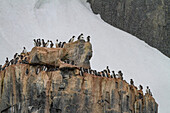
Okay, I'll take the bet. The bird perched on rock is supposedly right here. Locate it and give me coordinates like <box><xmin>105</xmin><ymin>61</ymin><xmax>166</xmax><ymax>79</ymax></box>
<box><xmin>112</xmin><ymin>71</ymin><xmax>116</xmax><ymax>79</ymax></box>
<box><xmin>45</xmin><ymin>40</ymin><xmax>50</xmax><ymax>47</ymax></box>
<box><xmin>14</xmin><ymin>57</ymin><xmax>19</xmax><ymax>64</ymax></box>
<box><xmin>80</xmin><ymin>67</ymin><xmax>84</xmax><ymax>73</ymax></box>
<box><xmin>69</xmin><ymin>36</ymin><xmax>75</xmax><ymax>43</ymax></box>
<box><xmin>130</xmin><ymin>79</ymin><xmax>134</xmax><ymax>85</ymax></box>
<box><xmin>61</xmin><ymin>42</ymin><xmax>66</xmax><ymax>48</ymax></box>
<box><xmin>42</xmin><ymin>39</ymin><xmax>46</xmax><ymax>47</ymax></box>
<box><xmin>146</xmin><ymin>86</ymin><xmax>150</xmax><ymax>94</ymax></box>
<box><xmin>87</xmin><ymin>36</ymin><xmax>90</xmax><ymax>42</ymax></box>
<box><xmin>10</xmin><ymin>59</ymin><xmax>14</xmax><ymax>65</ymax></box>
<box><xmin>78</xmin><ymin>33</ymin><xmax>83</xmax><ymax>40</ymax></box>
<box><xmin>36</xmin><ymin>67</ymin><xmax>40</xmax><ymax>75</ymax></box>
<box><xmin>58</xmin><ymin>42</ymin><xmax>62</xmax><ymax>48</ymax></box>
<box><xmin>22</xmin><ymin>47</ymin><xmax>27</xmax><ymax>54</ymax></box>
<box><xmin>33</xmin><ymin>39</ymin><xmax>38</xmax><ymax>46</ymax></box>
<box><xmin>14</xmin><ymin>53</ymin><xmax>18</xmax><ymax>59</ymax></box>
<box><xmin>94</xmin><ymin>70</ymin><xmax>98</xmax><ymax>76</ymax></box>
<box><xmin>90</xmin><ymin>70</ymin><xmax>94</xmax><ymax>75</ymax></box>
<box><xmin>98</xmin><ymin>72</ymin><xmax>101</xmax><ymax>77</ymax></box>
<box><xmin>139</xmin><ymin>85</ymin><xmax>143</xmax><ymax>90</ymax></box>
<box><xmin>55</xmin><ymin>39</ymin><xmax>58</xmax><ymax>48</ymax></box>
<box><xmin>118</xmin><ymin>71</ymin><xmax>123</xmax><ymax>80</ymax></box>
<box><xmin>37</xmin><ymin>39</ymin><xmax>41</xmax><ymax>46</ymax></box>
<box><xmin>5</xmin><ymin>57</ymin><xmax>9</xmax><ymax>64</ymax></box>
<box><xmin>50</xmin><ymin>41</ymin><xmax>54</xmax><ymax>48</ymax></box>
<box><xmin>80</xmin><ymin>70</ymin><xmax>83</xmax><ymax>76</ymax></box>
<box><xmin>106</xmin><ymin>66</ymin><xmax>110</xmax><ymax>74</ymax></box>
<box><xmin>103</xmin><ymin>70</ymin><xmax>108</xmax><ymax>77</ymax></box>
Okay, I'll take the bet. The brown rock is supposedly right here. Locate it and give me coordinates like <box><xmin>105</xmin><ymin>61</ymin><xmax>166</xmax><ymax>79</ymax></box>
<box><xmin>0</xmin><ymin>64</ymin><xmax>158</xmax><ymax>113</ymax></box>
<box><xmin>29</xmin><ymin>47</ymin><xmax>66</xmax><ymax>66</ymax></box>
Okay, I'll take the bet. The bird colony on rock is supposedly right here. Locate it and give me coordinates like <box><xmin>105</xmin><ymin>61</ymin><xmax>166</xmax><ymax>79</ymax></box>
<box><xmin>0</xmin><ymin>33</ymin><xmax>153</xmax><ymax>96</ymax></box>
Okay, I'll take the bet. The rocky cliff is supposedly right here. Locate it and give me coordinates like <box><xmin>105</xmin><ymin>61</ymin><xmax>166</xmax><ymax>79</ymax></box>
<box><xmin>0</xmin><ymin>40</ymin><xmax>158</xmax><ymax>113</ymax></box>
<box><xmin>87</xmin><ymin>0</ymin><xmax>170</xmax><ymax>58</ymax></box>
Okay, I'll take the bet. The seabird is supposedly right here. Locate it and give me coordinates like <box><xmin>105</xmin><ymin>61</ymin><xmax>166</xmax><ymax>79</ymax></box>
<box><xmin>58</xmin><ymin>42</ymin><xmax>62</xmax><ymax>47</ymax></box>
<box><xmin>78</xmin><ymin>33</ymin><xmax>83</xmax><ymax>40</ymax></box>
<box><xmin>22</xmin><ymin>47</ymin><xmax>27</xmax><ymax>54</ymax></box>
<box><xmin>146</xmin><ymin>86</ymin><xmax>150</xmax><ymax>94</ymax></box>
<box><xmin>50</xmin><ymin>41</ymin><xmax>54</xmax><ymax>48</ymax></box>
<box><xmin>106</xmin><ymin>66</ymin><xmax>110</xmax><ymax>74</ymax></box>
<box><xmin>130</xmin><ymin>79</ymin><xmax>134</xmax><ymax>85</ymax></box>
<box><xmin>87</xmin><ymin>36</ymin><xmax>90</xmax><ymax>42</ymax></box>
<box><xmin>42</xmin><ymin>39</ymin><xmax>46</xmax><ymax>47</ymax></box>
<box><xmin>61</xmin><ymin>42</ymin><xmax>66</xmax><ymax>48</ymax></box>
<box><xmin>33</xmin><ymin>39</ymin><xmax>38</xmax><ymax>46</ymax></box>
<box><xmin>55</xmin><ymin>39</ymin><xmax>58</xmax><ymax>48</ymax></box>
<box><xmin>14</xmin><ymin>53</ymin><xmax>18</xmax><ymax>59</ymax></box>
<box><xmin>69</xmin><ymin>36</ymin><xmax>75</xmax><ymax>43</ymax></box>
<box><xmin>139</xmin><ymin>85</ymin><xmax>143</xmax><ymax>90</ymax></box>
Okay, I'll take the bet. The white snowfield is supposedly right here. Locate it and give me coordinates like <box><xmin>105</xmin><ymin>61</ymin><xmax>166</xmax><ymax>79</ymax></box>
<box><xmin>0</xmin><ymin>0</ymin><xmax>170</xmax><ymax>112</ymax></box>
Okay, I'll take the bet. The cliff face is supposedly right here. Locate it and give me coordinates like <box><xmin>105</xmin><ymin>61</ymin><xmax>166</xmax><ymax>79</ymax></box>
<box><xmin>0</xmin><ymin>41</ymin><xmax>158</xmax><ymax>113</ymax></box>
<box><xmin>87</xmin><ymin>0</ymin><xmax>170</xmax><ymax>58</ymax></box>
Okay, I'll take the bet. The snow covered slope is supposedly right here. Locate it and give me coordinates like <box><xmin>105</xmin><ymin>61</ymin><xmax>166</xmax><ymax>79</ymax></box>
<box><xmin>0</xmin><ymin>0</ymin><xmax>170</xmax><ymax>112</ymax></box>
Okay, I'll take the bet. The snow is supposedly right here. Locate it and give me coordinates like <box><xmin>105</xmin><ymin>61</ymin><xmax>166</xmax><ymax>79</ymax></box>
<box><xmin>0</xmin><ymin>0</ymin><xmax>170</xmax><ymax>112</ymax></box>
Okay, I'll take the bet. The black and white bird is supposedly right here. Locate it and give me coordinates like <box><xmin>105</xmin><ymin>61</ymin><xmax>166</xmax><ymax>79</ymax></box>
<box><xmin>80</xmin><ymin>70</ymin><xmax>84</xmax><ymax>76</ymax></box>
<box><xmin>50</xmin><ymin>41</ymin><xmax>54</xmax><ymax>48</ymax></box>
<box><xmin>90</xmin><ymin>70</ymin><xmax>94</xmax><ymax>75</ymax></box>
<box><xmin>5</xmin><ymin>57</ymin><xmax>9</xmax><ymax>64</ymax></box>
<box><xmin>42</xmin><ymin>66</ymin><xmax>47</xmax><ymax>71</ymax></box>
<box><xmin>42</xmin><ymin>39</ymin><xmax>46</xmax><ymax>47</ymax></box>
<box><xmin>118</xmin><ymin>71</ymin><xmax>123</xmax><ymax>80</ymax></box>
<box><xmin>103</xmin><ymin>70</ymin><xmax>108</xmax><ymax>77</ymax></box>
<box><xmin>87</xmin><ymin>36</ymin><xmax>90</xmax><ymax>42</ymax></box>
<box><xmin>37</xmin><ymin>39</ymin><xmax>41</xmax><ymax>46</ymax></box>
<box><xmin>78</xmin><ymin>33</ymin><xmax>83</xmax><ymax>40</ymax></box>
<box><xmin>45</xmin><ymin>40</ymin><xmax>50</xmax><ymax>47</ymax></box>
<box><xmin>22</xmin><ymin>47</ymin><xmax>27</xmax><ymax>54</ymax></box>
<box><xmin>146</xmin><ymin>86</ymin><xmax>150</xmax><ymax>94</ymax></box>
<box><xmin>61</xmin><ymin>42</ymin><xmax>66</xmax><ymax>48</ymax></box>
<box><xmin>14</xmin><ymin>53</ymin><xmax>18</xmax><ymax>59</ymax></box>
<box><xmin>112</xmin><ymin>71</ymin><xmax>116</xmax><ymax>79</ymax></box>
<box><xmin>36</xmin><ymin>67</ymin><xmax>40</xmax><ymax>75</ymax></box>
<box><xmin>14</xmin><ymin>57</ymin><xmax>19</xmax><ymax>64</ymax></box>
<box><xmin>139</xmin><ymin>85</ymin><xmax>143</xmax><ymax>90</ymax></box>
<box><xmin>55</xmin><ymin>39</ymin><xmax>58</xmax><ymax>48</ymax></box>
<box><xmin>10</xmin><ymin>59</ymin><xmax>14</xmax><ymax>65</ymax></box>
<box><xmin>58</xmin><ymin>42</ymin><xmax>62</xmax><ymax>48</ymax></box>
<box><xmin>94</xmin><ymin>70</ymin><xmax>98</xmax><ymax>76</ymax></box>
<box><xmin>33</xmin><ymin>39</ymin><xmax>38</xmax><ymax>46</ymax></box>
<box><xmin>69</xmin><ymin>36</ymin><xmax>75</xmax><ymax>43</ymax></box>
<box><xmin>106</xmin><ymin>66</ymin><xmax>110</xmax><ymax>74</ymax></box>
<box><xmin>80</xmin><ymin>67</ymin><xmax>84</xmax><ymax>73</ymax></box>
<box><xmin>98</xmin><ymin>72</ymin><xmax>101</xmax><ymax>77</ymax></box>
<box><xmin>101</xmin><ymin>71</ymin><xmax>105</xmax><ymax>77</ymax></box>
<box><xmin>130</xmin><ymin>79</ymin><xmax>134</xmax><ymax>85</ymax></box>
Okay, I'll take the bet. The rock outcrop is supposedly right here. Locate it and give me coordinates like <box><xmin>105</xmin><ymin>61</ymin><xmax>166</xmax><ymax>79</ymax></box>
<box><xmin>87</xmin><ymin>0</ymin><xmax>170</xmax><ymax>58</ymax></box>
<box><xmin>0</xmin><ymin>40</ymin><xmax>158</xmax><ymax>113</ymax></box>
<box><xmin>29</xmin><ymin>40</ymin><xmax>92</xmax><ymax>69</ymax></box>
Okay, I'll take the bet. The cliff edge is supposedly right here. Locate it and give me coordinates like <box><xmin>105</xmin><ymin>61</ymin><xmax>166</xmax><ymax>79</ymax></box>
<box><xmin>0</xmin><ymin>40</ymin><xmax>158</xmax><ymax>113</ymax></box>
